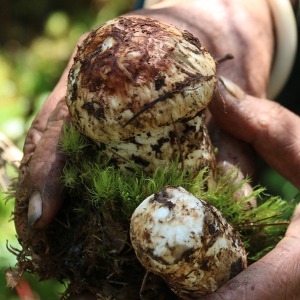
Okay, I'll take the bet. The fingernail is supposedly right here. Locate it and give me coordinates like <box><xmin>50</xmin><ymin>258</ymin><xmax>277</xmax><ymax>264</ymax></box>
<box><xmin>28</xmin><ymin>191</ymin><xmax>42</xmax><ymax>227</ymax></box>
<box><xmin>219</xmin><ymin>76</ymin><xmax>245</xmax><ymax>100</ymax></box>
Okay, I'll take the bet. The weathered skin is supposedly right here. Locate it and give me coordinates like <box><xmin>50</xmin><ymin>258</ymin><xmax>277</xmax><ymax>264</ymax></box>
<box><xmin>66</xmin><ymin>17</ymin><xmax>217</xmax><ymax>174</ymax></box>
<box><xmin>130</xmin><ymin>186</ymin><xmax>247</xmax><ymax>299</ymax></box>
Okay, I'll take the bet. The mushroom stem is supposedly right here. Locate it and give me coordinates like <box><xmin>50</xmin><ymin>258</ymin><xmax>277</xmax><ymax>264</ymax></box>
<box><xmin>102</xmin><ymin>112</ymin><xmax>216</xmax><ymax>175</ymax></box>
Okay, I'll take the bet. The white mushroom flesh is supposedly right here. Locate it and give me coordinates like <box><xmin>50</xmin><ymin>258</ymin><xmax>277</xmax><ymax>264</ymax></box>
<box><xmin>66</xmin><ymin>17</ymin><xmax>217</xmax><ymax>174</ymax></box>
<box><xmin>130</xmin><ymin>186</ymin><xmax>247</xmax><ymax>298</ymax></box>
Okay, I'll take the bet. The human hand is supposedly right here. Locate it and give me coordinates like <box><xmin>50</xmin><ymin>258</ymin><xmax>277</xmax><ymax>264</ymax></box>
<box><xmin>197</xmin><ymin>77</ymin><xmax>300</xmax><ymax>300</ymax></box>
<box><xmin>13</xmin><ymin>0</ymin><xmax>283</xmax><ymax>298</ymax></box>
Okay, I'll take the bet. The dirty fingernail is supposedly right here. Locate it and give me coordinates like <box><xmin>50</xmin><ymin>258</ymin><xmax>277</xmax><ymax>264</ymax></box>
<box><xmin>219</xmin><ymin>76</ymin><xmax>245</xmax><ymax>100</ymax></box>
<box><xmin>28</xmin><ymin>191</ymin><xmax>42</xmax><ymax>227</ymax></box>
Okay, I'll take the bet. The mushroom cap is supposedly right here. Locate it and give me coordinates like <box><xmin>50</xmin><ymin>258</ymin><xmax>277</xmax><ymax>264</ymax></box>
<box><xmin>130</xmin><ymin>186</ymin><xmax>247</xmax><ymax>298</ymax></box>
<box><xmin>66</xmin><ymin>17</ymin><xmax>217</xmax><ymax>143</ymax></box>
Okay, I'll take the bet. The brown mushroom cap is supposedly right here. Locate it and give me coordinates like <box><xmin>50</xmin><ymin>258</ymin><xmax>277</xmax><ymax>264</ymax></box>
<box><xmin>66</xmin><ymin>17</ymin><xmax>217</xmax><ymax>144</ymax></box>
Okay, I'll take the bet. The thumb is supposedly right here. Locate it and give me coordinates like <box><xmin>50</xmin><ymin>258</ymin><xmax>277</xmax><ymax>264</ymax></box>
<box><xmin>15</xmin><ymin>97</ymin><xmax>69</xmax><ymax>232</ymax></box>
<box><xmin>209</xmin><ymin>76</ymin><xmax>300</xmax><ymax>190</ymax></box>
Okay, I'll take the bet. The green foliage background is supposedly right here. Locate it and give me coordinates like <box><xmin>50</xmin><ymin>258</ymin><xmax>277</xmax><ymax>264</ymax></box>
<box><xmin>0</xmin><ymin>0</ymin><xmax>299</xmax><ymax>299</ymax></box>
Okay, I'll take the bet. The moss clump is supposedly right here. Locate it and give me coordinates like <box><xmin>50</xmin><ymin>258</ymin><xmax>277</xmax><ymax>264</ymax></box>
<box><xmin>8</xmin><ymin>123</ymin><xmax>298</xmax><ymax>299</ymax></box>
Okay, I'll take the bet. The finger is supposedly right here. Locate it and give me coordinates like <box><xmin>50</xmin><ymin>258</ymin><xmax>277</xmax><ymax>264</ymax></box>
<box><xmin>15</xmin><ymin>97</ymin><xmax>70</xmax><ymax>233</ymax></box>
<box><xmin>198</xmin><ymin>203</ymin><xmax>300</xmax><ymax>300</ymax></box>
<box><xmin>209</xmin><ymin>76</ymin><xmax>300</xmax><ymax>190</ymax></box>
<box><xmin>206</xmin><ymin>112</ymin><xmax>257</xmax><ymax>205</ymax></box>
<box><xmin>215</xmin><ymin>135</ymin><xmax>256</xmax><ymax>205</ymax></box>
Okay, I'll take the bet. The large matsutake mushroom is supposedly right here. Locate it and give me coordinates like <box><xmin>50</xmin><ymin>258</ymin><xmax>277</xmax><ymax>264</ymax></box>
<box><xmin>66</xmin><ymin>16</ymin><xmax>217</xmax><ymax>176</ymax></box>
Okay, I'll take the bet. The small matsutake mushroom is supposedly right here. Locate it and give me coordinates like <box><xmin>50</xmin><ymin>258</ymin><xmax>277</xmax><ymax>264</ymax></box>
<box><xmin>130</xmin><ymin>186</ymin><xmax>247</xmax><ymax>299</ymax></box>
<box><xmin>66</xmin><ymin>16</ymin><xmax>217</xmax><ymax>175</ymax></box>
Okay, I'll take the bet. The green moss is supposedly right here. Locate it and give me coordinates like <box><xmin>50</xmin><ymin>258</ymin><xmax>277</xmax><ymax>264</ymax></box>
<box><xmin>59</xmin><ymin>123</ymin><xmax>298</xmax><ymax>263</ymax></box>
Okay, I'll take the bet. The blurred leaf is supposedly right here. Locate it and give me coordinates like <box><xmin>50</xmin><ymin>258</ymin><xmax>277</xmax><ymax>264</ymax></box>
<box><xmin>45</xmin><ymin>11</ymin><xmax>70</xmax><ymax>38</ymax></box>
<box><xmin>1</xmin><ymin>118</ymin><xmax>25</xmax><ymax>140</ymax></box>
<box><xmin>95</xmin><ymin>0</ymin><xmax>134</xmax><ymax>25</ymax></box>
<box><xmin>260</xmin><ymin>166</ymin><xmax>299</xmax><ymax>200</ymax></box>
<box><xmin>0</xmin><ymin>192</ymin><xmax>18</xmax><ymax>268</ymax></box>
<box><xmin>0</xmin><ymin>55</ymin><xmax>12</xmax><ymax>83</ymax></box>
